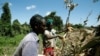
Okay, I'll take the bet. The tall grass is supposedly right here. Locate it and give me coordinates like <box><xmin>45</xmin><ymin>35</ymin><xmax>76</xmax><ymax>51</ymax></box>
<box><xmin>0</xmin><ymin>33</ymin><xmax>66</xmax><ymax>56</ymax></box>
<box><xmin>0</xmin><ymin>34</ymin><xmax>25</xmax><ymax>56</ymax></box>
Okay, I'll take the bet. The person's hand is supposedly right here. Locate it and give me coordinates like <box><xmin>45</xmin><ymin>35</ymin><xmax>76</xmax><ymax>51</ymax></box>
<box><xmin>56</xmin><ymin>35</ymin><xmax>63</xmax><ymax>39</ymax></box>
<box><xmin>57</xmin><ymin>35</ymin><xmax>66</xmax><ymax>46</ymax></box>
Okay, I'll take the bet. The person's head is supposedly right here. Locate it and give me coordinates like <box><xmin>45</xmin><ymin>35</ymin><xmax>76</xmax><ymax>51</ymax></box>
<box><xmin>30</xmin><ymin>14</ymin><xmax>46</xmax><ymax>35</ymax></box>
<box><xmin>46</xmin><ymin>19</ymin><xmax>53</xmax><ymax>30</ymax></box>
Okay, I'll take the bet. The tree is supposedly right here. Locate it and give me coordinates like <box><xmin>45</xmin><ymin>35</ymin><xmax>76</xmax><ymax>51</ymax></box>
<box><xmin>93</xmin><ymin>0</ymin><xmax>100</xmax><ymax>3</ymax></box>
<box><xmin>53</xmin><ymin>16</ymin><xmax>63</xmax><ymax>30</ymax></box>
<box><xmin>0</xmin><ymin>2</ymin><xmax>11</xmax><ymax>36</ymax></box>
<box><xmin>21</xmin><ymin>22</ymin><xmax>30</xmax><ymax>34</ymax></box>
<box><xmin>73</xmin><ymin>24</ymin><xmax>84</xmax><ymax>29</ymax></box>
<box><xmin>44</xmin><ymin>11</ymin><xmax>63</xmax><ymax>30</ymax></box>
<box><xmin>12</xmin><ymin>19</ymin><xmax>21</xmax><ymax>35</ymax></box>
<box><xmin>1</xmin><ymin>2</ymin><xmax>11</xmax><ymax>25</ymax></box>
<box><xmin>0</xmin><ymin>18</ymin><xmax>2</xmax><ymax>36</ymax></box>
<box><xmin>64</xmin><ymin>0</ymin><xmax>78</xmax><ymax>25</ymax></box>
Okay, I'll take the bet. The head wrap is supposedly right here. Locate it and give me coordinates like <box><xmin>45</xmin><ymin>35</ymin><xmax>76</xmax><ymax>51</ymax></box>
<box><xmin>46</xmin><ymin>19</ymin><xmax>53</xmax><ymax>25</ymax></box>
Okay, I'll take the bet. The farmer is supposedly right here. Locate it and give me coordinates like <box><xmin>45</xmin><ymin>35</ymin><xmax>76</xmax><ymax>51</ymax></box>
<box><xmin>13</xmin><ymin>14</ymin><xmax>46</xmax><ymax>56</ymax></box>
<box><xmin>42</xmin><ymin>19</ymin><xmax>62</xmax><ymax>56</ymax></box>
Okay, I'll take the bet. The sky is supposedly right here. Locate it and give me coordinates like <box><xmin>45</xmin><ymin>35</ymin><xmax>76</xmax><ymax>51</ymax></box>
<box><xmin>0</xmin><ymin>0</ymin><xmax>100</xmax><ymax>26</ymax></box>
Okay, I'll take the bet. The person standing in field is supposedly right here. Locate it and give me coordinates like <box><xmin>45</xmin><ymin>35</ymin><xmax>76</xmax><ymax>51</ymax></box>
<box><xmin>42</xmin><ymin>19</ymin><xmax>62</xmax><ymax>56</ymax></box>
<box><xmin>13</xmin><ymin>14</ymin><xmax>46</xmax><ymax>56</ymax></box>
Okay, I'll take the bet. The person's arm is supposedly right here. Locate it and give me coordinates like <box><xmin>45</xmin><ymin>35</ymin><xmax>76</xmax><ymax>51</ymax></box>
<box><xmin>44</xmin><ymin>33</ymin><xmax>57</xmax><ymax>39</ymax></box>
<box><xmin>22</xmin><ymin>41</ymin><xmax>38</xmax><ymax>56</ymax></box>
<box><xmin>45</xmin><ymin>32</ymin><xmax>64</xmax><ymax>40</ymax></box>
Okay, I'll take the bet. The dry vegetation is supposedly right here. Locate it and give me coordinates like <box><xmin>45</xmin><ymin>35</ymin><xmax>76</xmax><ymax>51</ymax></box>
<box><xmin>0</xmin><ymin>27</ymin><xmax>99</xmax><ymax>56</ymax></box>
<box><xmin>54</xmin><ymin>27</ymin><xmax>95</xmax><ymax>56</ymax></box>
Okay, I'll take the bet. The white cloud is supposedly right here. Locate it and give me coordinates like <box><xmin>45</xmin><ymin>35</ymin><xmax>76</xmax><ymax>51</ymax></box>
<box><xmin>26</xmin><ymin>5</ymin><xmax>36</xmax><ymax>10</ymax></box>
<box><xmin>9</xmin><ymin>2</ymin><xmax>12</xmax><ymax>6</ymax></box>
<box><xmin>46</xmin><ymin>11</ymin><xmax>51</xmax><ymax>16</ymax></box>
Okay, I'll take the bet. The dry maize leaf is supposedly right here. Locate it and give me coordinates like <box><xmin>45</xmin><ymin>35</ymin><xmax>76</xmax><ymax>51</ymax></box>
<box><xmin>80</xmin><ymin>36</ymin><xmax>100</xmax><ymax>52</ymax></box>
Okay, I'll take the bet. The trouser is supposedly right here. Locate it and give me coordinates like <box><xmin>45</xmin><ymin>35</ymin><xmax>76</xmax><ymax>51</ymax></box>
<box><xmin>43</xmin><ymin>47</ymin><xmax>54</xmax><ymax>56</ymax></box>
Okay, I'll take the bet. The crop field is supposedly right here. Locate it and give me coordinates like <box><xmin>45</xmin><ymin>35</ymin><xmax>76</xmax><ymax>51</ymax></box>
<box><xmin>0</xmin><ymin>28</ymin><xmax>95</xmax><ymax>56</ymax></box>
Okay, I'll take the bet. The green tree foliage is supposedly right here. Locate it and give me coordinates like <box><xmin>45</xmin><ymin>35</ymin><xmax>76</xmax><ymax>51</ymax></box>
<box><xmin>93</xmin><ymin>0</ymin><xmax>99</xmax><ymax>3</ymax></box>
<box><xmin>0</xmin><ymin>18</ymin><xmax>2</xmax><ymax>36</ymax></box>
<box><xmin>0</xmin><ymin>2</ymin><xmax>11</xmax><ymax>36</ymax></box>
<box><xmin>21</xmin><ymin>22</ymin><xmax>30</xmax><ymax>34</ymax></box>
<box><xmin>44</xmin><ymin>11</ymin><xmax>63</xmax><ymax>30</ymax></box>
<box><xmin>54</xmin><ymin>16</ymin><xmax>63</xmax><ymax>30</ymax></box>
<box><xmin>12</xmin><ymin>19</ymin><xmax>21</xmax><ymax>36</ymax></box>
<box><xmin>73</xmin><ymin>24</ymin><xmax>84</xmax><ymax>29</ymax></box>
